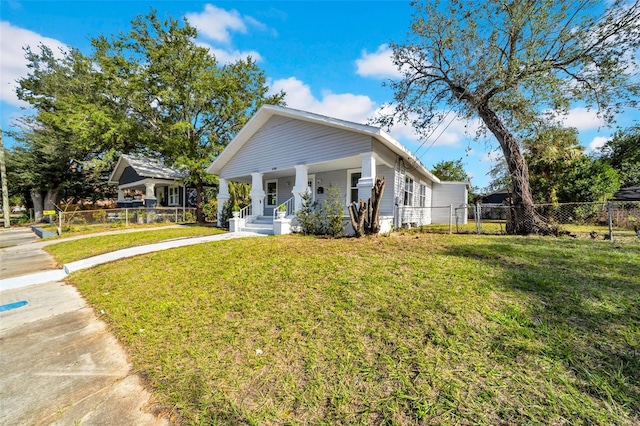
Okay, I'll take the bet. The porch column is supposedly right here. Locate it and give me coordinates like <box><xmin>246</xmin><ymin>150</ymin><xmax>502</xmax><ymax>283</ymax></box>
<box><xmin>250</xmin><ymin>172</ymin><xmax>265</xmax><ymax>217</ymax></box>
<box><xmin>117</xmin><ymin>189</ymin><xmax>125</xmax><ymax>202</ymax></box>
<box><xmin>217</xmin><ymin>178</ymin><xmax>229</xmax><ymax>227</ymax></box>
<box><xmin>144</xmin><ymin>182</ymin><xmax>157</xmax><ymax>207</ymax></box>
<box><xmin>292</xmin><ymin>164</ymin><xmax>309</xmax><ymax>211</ymax></box>
<box><xmin>357</xmin><ymin>152</ymin><xmax>376</xmax><ymax>203</ymax></box>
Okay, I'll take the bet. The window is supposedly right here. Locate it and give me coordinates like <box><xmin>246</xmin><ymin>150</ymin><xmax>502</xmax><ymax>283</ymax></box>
<box><xmin>419</xmin><ymin>184</ymin><xmax>427</xmax><ymax>207</ymax></box>
<box><xmin>168</xmin><ymin>187</ymin><xmax>179</xmax><ymax>206</ymax></box>
<box><xmin>404</xmin><ymin>176</ymin><xmax>414</xmax><ymax>206</ymax></box>
<box><xmin>348</xmin><ymin>170</ymin><xmax>361</xmax><ymax>205</ymax></box>
<box><xmin>266</xmin><ymin>180</ymin><xmax>277</xmax><ymax>206</ymax></box>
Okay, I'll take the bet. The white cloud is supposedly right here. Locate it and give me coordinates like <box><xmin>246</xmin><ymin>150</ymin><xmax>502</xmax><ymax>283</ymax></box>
<box><xmin>186</xmin><ymin>5</ymin><xmax>268</xmax><ymax>64</ymax></box>
<box><xmin>587</xmin><ymin>136</ymin><xmax>609</xmax><ymax>152</ymax></box>
<box><xmin>196</xmin><ymin>41</ymin><xmax>262</xmax><ymax>64</ymax></box>
<box><xmin>269</xmin><ymin>77</ymin><xmax>376</xmax><ymax>123</ymax></box>
<box><xmin>185</xmin><ymin>4</ymin><xmax>249</xmax><ymax>44</ymax></box>
<box><xmin>355</xmin><ymin>44</ymin><xmax>402</xmax><ymax>79</ymax></box>
<box><xmin>0</xmin><ymin>21</ymin><xmax>67</xmax><ymax>107</ymax></box>
<box><xmin>551</xmin><ymin>107</ymin><xmax>606</xmax><ymax>131</ymax></box>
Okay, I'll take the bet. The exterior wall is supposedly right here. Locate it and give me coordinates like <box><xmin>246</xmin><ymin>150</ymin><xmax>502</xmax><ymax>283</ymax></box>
<box><xmin>432</xmin><ymin>182</ymin><xmax>468</xmax><ymax>224</ymax></box>
<box><xmin>119</xmin><ymin>166</ymin><xmax>142</xmax><ymax>185</ymax></box>
<box><xmin>220</xmin><ymin>116</ymin><xmax>373</xmax><ymax>178</ymax></box>
<box><xmin>377</xmin><ymin>165</ymin><xmax>395</xmax><ymax>217</ymax></box>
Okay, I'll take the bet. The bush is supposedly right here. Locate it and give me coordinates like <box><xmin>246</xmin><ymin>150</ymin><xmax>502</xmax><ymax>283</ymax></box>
<box><xmin>203</xmin><ymin>199</ymin><xmax>217</xmax><ymax>223</ymax></box>
<box><xmin>322</xmin><ymin>185</ymin><xmax>345</xmax><ymax>237</ymax></box>
<box><xmin>92</xmin><ymin>210</ymin><xmax>107</xmax><ymax>224</ymax></box>
<box><xmin>296</xmin><ymin>185</ymin><xmax>345</xmax><ymax>237</ymax></box>
<box><xmin>297</xmin><ymin>191</ymin><xmax>321</xmax><ymax>235</ymax></box>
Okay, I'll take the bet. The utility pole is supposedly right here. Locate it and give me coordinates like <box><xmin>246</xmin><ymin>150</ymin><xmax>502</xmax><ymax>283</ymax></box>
<box><xmin>0</xmin><ymin>126</ymin><xmax>11</xmax><ymax>228</ymax></box>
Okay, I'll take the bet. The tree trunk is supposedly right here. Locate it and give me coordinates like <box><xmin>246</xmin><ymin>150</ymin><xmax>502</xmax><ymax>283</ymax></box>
<box><xmin>44</xmin><ymin>189</ymin><xmax>59</xmax><ymax>211</ymax></box>
<box><xmin>195</xmin><ymin>182</ymin><xmax>205</xmax><ymax>223</ymax></box>
<box><xmin>31</xmin><ymin>190</ymin><xmax>44</xmax><ymax>223</ymax></box>
<box><xmin>476</xmin><ymin>103</ymin><xmax>549</xmax><ymax>235</ymax></box>
<box><xmin>365</xmin><ymin>177</ymin><xmax>385</xmax><ymax>235</ymax></box>
<box><xmin>348</xmin><ymin>201</ymin><xmax>366</xmax><ymax>237</ymax></box>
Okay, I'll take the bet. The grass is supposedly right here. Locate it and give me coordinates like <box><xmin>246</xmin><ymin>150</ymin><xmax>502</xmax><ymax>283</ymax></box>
<box><xmin>45</xmin><ymin>226</ymin><xmax>225</xmax><ymax>264</ymax></box>
<box><xmin>68</xmin><ymin>233</ymin><xmax>640</xmax><ymax>425</ymax></box>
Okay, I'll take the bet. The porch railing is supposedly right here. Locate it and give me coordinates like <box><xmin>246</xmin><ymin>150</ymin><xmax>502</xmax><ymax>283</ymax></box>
<box><xmin>239</xmin><ymin>204</ymin><xmax>252</xmax><ymax>219</ymax></box>
<box><xmin>274</xmin><ymin>197</ymin><xmax>295</xmax><ymax>219</ymax></box>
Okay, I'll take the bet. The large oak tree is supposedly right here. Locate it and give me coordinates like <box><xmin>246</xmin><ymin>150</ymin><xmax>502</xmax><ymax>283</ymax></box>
<box><xmin>383</xmin><ymin>0</ymin><xmax>639</xmax><ymax>234</ymax></box>
<box><xmin>16</xmin><ymin>11</ymin><xmax>284</xmax><ymax>223</ymax></box>
<box><xmin>91</xmin><ymin>11</ymin><xmax>284</xmax><ymax>222</ymax></box>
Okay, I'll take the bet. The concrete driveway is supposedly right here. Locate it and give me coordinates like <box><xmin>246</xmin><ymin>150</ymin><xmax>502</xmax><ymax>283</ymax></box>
<box><xmin>0</xmin><ymin>227</ymin><xmax>168</xmax><ymax>425</ymax></box>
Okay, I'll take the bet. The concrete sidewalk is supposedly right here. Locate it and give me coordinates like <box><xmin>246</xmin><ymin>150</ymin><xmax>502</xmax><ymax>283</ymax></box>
<box><xmin>0</xmin><ymin>226</ymin><xmax>265</xmax><ymax>425</ymax></box>
<box><xmin>1</xmin><ymin>228</ymin><xmax>265</xmax><ymax>291</ymax></box>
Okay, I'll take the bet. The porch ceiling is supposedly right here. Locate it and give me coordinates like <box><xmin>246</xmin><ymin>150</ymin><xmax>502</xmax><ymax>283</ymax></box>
<box><xmin>226</xmin><ymin>155</ymin><xmax>362</xmax><ymax>183</ymax></box>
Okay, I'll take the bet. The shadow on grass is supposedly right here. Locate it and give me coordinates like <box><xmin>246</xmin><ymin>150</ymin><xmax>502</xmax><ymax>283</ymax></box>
<box><xmin>446</xmin><ymin>238</ymin><xmax>640</xmax><ymax>417</ymax></box>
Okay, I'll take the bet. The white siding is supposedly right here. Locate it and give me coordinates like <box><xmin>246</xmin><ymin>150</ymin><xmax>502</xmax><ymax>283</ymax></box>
<box><xmin>377</xmin><ymin>165</ymin><xmax>395</xmax><ymax>216</ymax></box>
<box><xmin>221</xmin><ymin>116</ymin><xmax>372</xmax><ymax>178</ymax></box>
<box><xmin>432</xmin><ymin>182</ymin><xmax>468</xmax><ymax>224</ymax></box>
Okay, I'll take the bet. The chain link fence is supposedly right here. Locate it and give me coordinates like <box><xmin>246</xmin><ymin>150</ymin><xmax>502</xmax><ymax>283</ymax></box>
<box><xmin>415</xmin><ymin>201</ymin><xmax>639</xmax><ymax>242</ymax></box>
<box><xmin>58</xmin><ymin>207</ymin><xmax>196</xmax><ymax>230</ymax></box>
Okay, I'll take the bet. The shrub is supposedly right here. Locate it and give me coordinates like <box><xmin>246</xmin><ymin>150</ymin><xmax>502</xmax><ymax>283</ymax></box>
<box><xmin>322</xmin><ymin>185</ymin><xmax>345</xmax><ymax>237</ymax></box>
<box><xmin>92</xmin><ymin>210</ymin><xmax>107</xmax><ymax>224</ymax></box>
<box><xmin>296</xmin><ymin>191</ymin><xmax>321</xmax><ymax>235</ymax></box>
<box><xmin>296</xmin><ymin>185</ymin><xmax>345</xmax><ymax>237</ymax></box>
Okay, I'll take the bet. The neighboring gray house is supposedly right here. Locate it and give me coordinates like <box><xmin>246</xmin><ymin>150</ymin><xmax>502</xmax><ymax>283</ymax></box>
<box><xmin>108</xmin><ymin>154</ymin><xmax>193</xmax><ymax>208</ymax></box>
<box><xmin>207</xmin><ymin>105</ymin><xmax>469</xmax><ymax>234</ymax></box>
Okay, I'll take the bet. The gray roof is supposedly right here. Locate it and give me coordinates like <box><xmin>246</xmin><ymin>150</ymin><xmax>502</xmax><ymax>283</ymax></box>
<box><xmin>120</xmin><ymin>154</ymin><xmax>186</xmax><ymax>180</ymax></box>
<box><xmin>613</xmin><ymin>186</ymin><xmax>640</xmax><ymax>201</ymax></box>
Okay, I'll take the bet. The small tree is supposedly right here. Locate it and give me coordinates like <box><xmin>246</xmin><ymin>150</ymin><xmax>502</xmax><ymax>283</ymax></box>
<box><xmin>322</xmin><ymin>185</ymin><xmax>346</xmax><ymax>237</ymax></box>
<box><xmin>296</xmin><ymin>191</ymin><xmax>320</xmax><ymax>235</ymax></box>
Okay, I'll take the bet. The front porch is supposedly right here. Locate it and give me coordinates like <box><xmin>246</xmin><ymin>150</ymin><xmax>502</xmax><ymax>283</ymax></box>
<box><xmin>216</xmin><ymin>153</ymin><xmax>383</xmax><ymax>235</ymax></box>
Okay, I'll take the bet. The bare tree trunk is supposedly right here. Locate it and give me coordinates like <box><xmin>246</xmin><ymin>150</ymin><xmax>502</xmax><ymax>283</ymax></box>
<box><xmin>31</xmin><ymin>190</ymin><xmax>44</xmax><ymax>223</ymax></box>
<box><xmin>349</xmin><ymin>177</ymin><xmax>386</xmax><ymax>237</ymax></box>
<box><xmin>348</xmin><ymin>201</ymin><xmax>366</xmax><ymax>237</ymax></box>
<box><xmin>365</xmin><ymin>177</ymin><xmax>385</xmax><ymax>235</ymax></box>
<box><xmin>476</xmin><ymin>103</ymin><xmax>549</xmax><ymax>235</ymax></box>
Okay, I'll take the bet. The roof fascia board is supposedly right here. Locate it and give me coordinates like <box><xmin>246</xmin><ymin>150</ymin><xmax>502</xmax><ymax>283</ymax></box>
<box><xmin>107</xmin><ymin>155</ymin><xmax>130</xmax><ymax>185</ymax></box>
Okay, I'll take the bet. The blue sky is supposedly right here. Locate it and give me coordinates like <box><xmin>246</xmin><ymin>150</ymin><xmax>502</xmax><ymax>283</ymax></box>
<box><xmin>1</xmin><ymin>0</ymin><xmax>636</xmax><ymax>190</ymax></box>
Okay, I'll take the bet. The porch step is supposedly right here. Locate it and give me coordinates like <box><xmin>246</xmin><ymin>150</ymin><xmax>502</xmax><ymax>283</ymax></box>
<box><xmin>252</xmin><ymin>216</ymin><xmax>274</xmax><ymax>224</ymax></box>
<box><xmin>242</xmin><ymin>216</ymin><xmax>274</xmax><ymax>235</ymax></box>
<box><xmin>242</xmin><ymin>224</ymin><xmax>274</xmax><ymax>235</ymax></box>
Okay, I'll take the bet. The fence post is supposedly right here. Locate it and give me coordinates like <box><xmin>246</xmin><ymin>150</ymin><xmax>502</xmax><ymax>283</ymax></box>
<box><xmin>125</xmin><ymin>208</ymin><xmax>129</xmax><ymax>227</ymax></box>
<box><xmin>476</xmin><ymin>203</ymin><xmax>481</xmax><ymax>234</ymax></box>
<box><xmin>175</xmin><ymin>207</ymin><xmax>178</xmax><ymax>223</ymax></box>
<box><xmin>607</xmin><ymin>202</ymin><xmax>613</xmax><ymax>242</ymax></box>
<box><xmin>58</xmin><ymin>211</ymin><xmax>63</xmax><ymax>235</ymax></box>
<box><xmin>449</xmin><ymin>204</ymin><xmax>453</xmax><ymax>234</ymax></box>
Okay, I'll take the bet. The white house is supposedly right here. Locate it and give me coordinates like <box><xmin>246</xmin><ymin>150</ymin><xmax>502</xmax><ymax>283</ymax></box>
<box><xmin>207</xmin><ymin>105</ymin><xmax>468</xmax><ymax>234</ymax></box>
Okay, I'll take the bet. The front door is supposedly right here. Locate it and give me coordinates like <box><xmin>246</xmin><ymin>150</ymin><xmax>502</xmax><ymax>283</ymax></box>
<box><xmin>307</xmin><ymin>174</ymin><xmax>316</xmax><ymax>202</ymax></box>
<box><xmin>266</xmin><ymin>180</ymin><xmax>278</xmax><ymax>214</ymax></box>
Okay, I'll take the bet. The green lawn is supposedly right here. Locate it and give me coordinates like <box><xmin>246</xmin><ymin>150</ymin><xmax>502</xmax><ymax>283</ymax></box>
<box><xmin>68</xmin><ymin>233</ymin><xmax>640</xmax><ymax>425</ymax></box>
<box><xmin>45</xmin><ymin>226</ymin><xmax>225</xmax><ymax>264</ymax></box>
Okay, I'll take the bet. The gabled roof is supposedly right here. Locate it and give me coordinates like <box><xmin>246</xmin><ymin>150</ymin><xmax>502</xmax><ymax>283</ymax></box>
<box><xmin>206</xmin><ymin>104</ymin><xmax>441</xmax><ymax>183</ymax></box>
<box><xmin>108</xmin><ymin>154</ymin><xmax>186</xmax><ymax>185</ymax></box>
<box><xmin>613</xmin><ymin>186</ymin><xmax>640</xmax><ymax>201</ymax></box>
